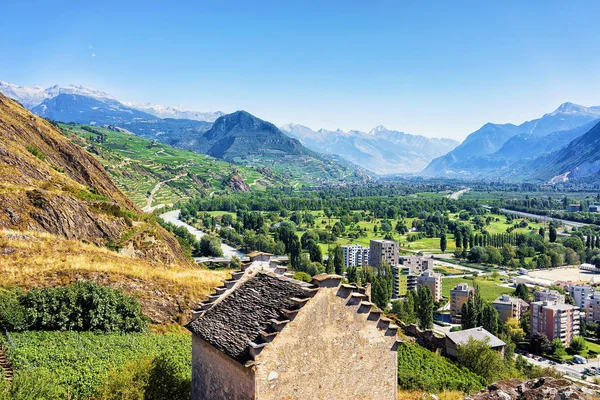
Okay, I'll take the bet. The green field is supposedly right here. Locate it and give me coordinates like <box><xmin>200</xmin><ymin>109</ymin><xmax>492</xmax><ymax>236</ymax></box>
<box><xmin>441</xmin><ymin>277</ymin><xmax>514</xmax><ymax>302</ymax></box>
<box><xmin>0</xmin><ymin>330</ymin><xmax>191</xmax><ymax>398</ymax></box>
<box><xmin>61</xmin><ymin>124</ymin><xmax>273</xmax><ymax>208</ymax></box>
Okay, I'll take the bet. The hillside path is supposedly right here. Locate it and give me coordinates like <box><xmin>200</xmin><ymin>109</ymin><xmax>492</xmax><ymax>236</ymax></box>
<box><xmin>0</xmin><ymin>345</ymin><xmax>13</xmax><ymax>381</ymax></box>
<box><xmin>142</xmin><ymin>173</ymin><xmax>187</xmax><ymax>213</ymax></box>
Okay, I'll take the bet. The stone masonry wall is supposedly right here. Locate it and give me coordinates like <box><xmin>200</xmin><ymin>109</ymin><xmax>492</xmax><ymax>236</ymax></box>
<box><xmin>192</xmin><ymin>335</ymin><xmax>255</xmax><ymax>400</ymax></box>
<box><xmin>254</xmin><ymin>286</ymin><xmax>398</xmax><ymax>400</ymax></box>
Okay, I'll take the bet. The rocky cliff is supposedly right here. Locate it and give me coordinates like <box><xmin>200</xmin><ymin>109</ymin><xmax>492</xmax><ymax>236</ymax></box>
<box><xmin>466</xmin><ymin>377</ymin><xmax>588</xmax><ymax>399</ymax></box>
<box><xmin>0</xmin><ymin>93</ymin><xmax>188</xmax><ymax>266</ymax></box>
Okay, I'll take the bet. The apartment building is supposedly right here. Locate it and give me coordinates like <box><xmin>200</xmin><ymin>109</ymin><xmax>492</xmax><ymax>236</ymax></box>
<box><xmin>569</xmin><ymin>284</ymin><xmax>592</xmax><ymax>308</ymax></box>
<box><xmin>369</xmin><ymin>240</ymin><xmax>399</xmax><ymax>268</ymax></box>
<box><xmin>417</xmin><ymin>270</ymin><xmax>442</xmax><ymax>302</ymax></box>
<box><xmin>585</xmin><ymin>292</ymin><xmax>600</xmax><ymax>322</ymax></box>
<box><xmin>530</xmin><ymin>301</ymin><xmax>580</xmax><ymax>346</ymax></box>
<box><xmin>392</xmin><ymin>266</ymin><xmax>417</xmax><ymax>298</ymax></box>
<box><xmin>398</xmin><ymin>256</ymin><xmax>434</xmax><ymax>274</ymax></box>
<box><xmin>534</xmin><ymin>288</ymin><xmax>566</xmax><ymax>304</ymax></box>
<box><xmin>492</xmin><ymin>295</ymin><xmax>523</xmax><ymax>322</ymax></box>
<box><xmin>341</xmin><ymin>245</ymin><xmax>370</xmax><ymax>268</ymax></box>
<box><xmin>450</xmin><ymin>283</ymin><xmax>474</xmax><ymax>318</ymax></box>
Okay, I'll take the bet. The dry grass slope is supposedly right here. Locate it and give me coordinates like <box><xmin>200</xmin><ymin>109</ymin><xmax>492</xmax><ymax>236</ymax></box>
<box><xmin>0</xmin><ymin>230</ymin><xmax>230</xmax><ymax>324</ymax></box>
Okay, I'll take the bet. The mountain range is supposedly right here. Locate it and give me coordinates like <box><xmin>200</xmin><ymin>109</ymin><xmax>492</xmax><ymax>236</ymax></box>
<box><xmin>422</xmin><ymin>102</ymin><xmax>600</xmax><ymax>180</ymax></box>
<box><xmin>3</xmin><ymin>80</ymin><xmax>600</xmax><ymax>183</ymax></box>
<box><xmin>280</xmin><ymin>124</ymin><xmax>459</xmax><ymax>175</ymax></box>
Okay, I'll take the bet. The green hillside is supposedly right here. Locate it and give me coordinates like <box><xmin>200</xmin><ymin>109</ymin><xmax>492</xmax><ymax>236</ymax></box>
<box><xmin>59</xmin><ymin>123</ymin><xmax>275</xmax><ymax>209</ymax></box>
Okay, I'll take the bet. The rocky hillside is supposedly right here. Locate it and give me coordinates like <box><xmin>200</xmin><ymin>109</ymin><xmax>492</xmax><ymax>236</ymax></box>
<box><xmin>466</xmin><ymin>377</ymin><xmax>588</xmax><ymax>399</ymax></box>
<box><xmin>0</xmin><ymin>93</ymin><xmax>188</xmax><ymax>266</ymax></box>
<box><xmin>171</xmin><ymin>110</ymin><xmax>371</xmax><ymax>186</ymax></box>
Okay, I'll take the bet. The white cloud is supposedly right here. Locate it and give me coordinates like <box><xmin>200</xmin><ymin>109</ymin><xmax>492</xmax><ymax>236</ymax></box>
<box><xmin>92</xmin><ymin>53</ymin><xmax>96</xmax><ymax>57</ymax></box>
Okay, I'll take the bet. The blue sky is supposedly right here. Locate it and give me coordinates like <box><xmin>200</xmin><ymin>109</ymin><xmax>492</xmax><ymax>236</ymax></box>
<box><xmin>1</xmin><ymin>0</ymin><xmax>600</xmax><ymax>140</ymax></box>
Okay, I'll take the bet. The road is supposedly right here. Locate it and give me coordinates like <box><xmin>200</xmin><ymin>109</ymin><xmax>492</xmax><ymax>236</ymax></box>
<box><xmin>498</xmin><ymin>208</ymin><xmax>588</xmax><ymax>228</ymax></box>
<box><xmin>159</xmin><ymin>210</ymin><xmax>246</xmax><ymax>259</ymax></box>
<box><xmin>447</xmin><ymin>187</ymin><xmax>471</xmax><ymax>200</ymax></box>
<box><xmin>142</xmin><ymin>173</ymin><xmax>186</xmax><ymax>212</ymax></box>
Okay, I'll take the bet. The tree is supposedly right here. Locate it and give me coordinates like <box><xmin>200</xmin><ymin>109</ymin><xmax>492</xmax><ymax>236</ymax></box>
<box><xmin>549</xmin><ymin>226</ymin><xmax>557</xmax><ymax>243</ymax></box>
<box><xmin>346</xmin><ymin>265</ymin><xmax>358</xmax><ymax>284</ymax></box>
<box><xmin>455</xmin><ymin>231</ymin><xmax>463</xmax><ymax>249</ymax></box>
<box><xmin>307</xmin><ymin>241</ymin><xmax>322</xmax><ymax>263</ymax></box>
<box><xmin>333</xmin><ymin>245</ymin><xmax>345</xmax><ymax>275</ymax></box>
<box><xmin>570</xmin><ymin>336</ymin><xmax>586</xmax><ymax>353</ymax></box>
<box><xmin>552</xmin><ymin>338</ymin><xmax>567</xmax><ymax>357</ymax></box>
<box><xmin>456</xmin><ymin>337</ymin><xmax>507</xmax><ymax>384</ymax></box>
<box><xmin>530</xmin><ymin>333</ymin><xmax>553</xmax><ymax>355</ymax></box>
<box><xmin>440</xmin><ymin>233</ymin><xmax>447</xmax><ymax>253</ymax></box>
<box><xmin>515</xmin><ymin>284</ymin><xmax>531</xmax><ymax>302</ymax></box>
<box><xmin>481</xmin><ymin>303</ymin><xmax>499</xmax><ymax>335</ymax></box>
<box><xmin>505</xmin><ymin>318</ymin><xmax>525</xmax><ymax>343</ymax></box>
<box><xmin>461</xmin><ymin>297</ymin><xmax>477</xmax><ymax>330</ymax></box>
<box><xmin>417</xmin><ymin>286</ymin><xmax>434</xmax><ymax>330</ymax></box>
<box><xmin>538</xmin><ymin>227</ymin><xmax>545</xmax><ymax>239</ymax></box>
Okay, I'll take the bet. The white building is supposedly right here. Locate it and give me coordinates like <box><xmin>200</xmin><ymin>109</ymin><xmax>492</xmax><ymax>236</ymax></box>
<box><xmin>342</xmin><ymin>245</ymin><xmax>370</xmax><ymax>268</ymax></box>
<box><xmin>416</xmin><ymin>269</ymin><xmax>442</xmax><ymax>302</ymax></box>
<box><xmin>570</xmin><ymin>284</ymin><xmax>592</xmax><ymax>309</ymax></box>
<box><xmin>584</xmin><ymin>292</ymin><xmax>600</xmax><ymax>322</ymax></box>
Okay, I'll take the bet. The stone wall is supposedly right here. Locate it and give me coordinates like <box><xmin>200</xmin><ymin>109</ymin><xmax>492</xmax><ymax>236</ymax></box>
<box><xmin>401</xmin><ymin>322</ymin><xmax>446</xmax><ymax>353</ymax></box>
<box><xmin>254</xmin><ymin>285</ymin><xmax>398</xmax><ymax>400</ymax></box>
<box><xmin>191</xmin><ymin>335</ymin><xmax>255</xmax><ymax>400</ymax></box>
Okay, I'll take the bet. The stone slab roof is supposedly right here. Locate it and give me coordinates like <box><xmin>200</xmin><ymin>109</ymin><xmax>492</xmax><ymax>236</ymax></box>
<box><xmin>186</xmin><ymin>272</ymin><xmax>311</xmax><ymax>364</ymax></box>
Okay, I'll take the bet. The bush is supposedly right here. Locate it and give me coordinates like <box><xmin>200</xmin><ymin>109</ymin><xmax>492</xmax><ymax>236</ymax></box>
<box><xmin>570</xmin><ymin>336</ymin><xmax>586</xmax><ymax>353</ymax></box>
<box><xmin>97</xmin><ymin>358</ymin><xmax>152</xmax><ymax>400</ymax></box>
<box><xmin>293</xmin><ymin>272</ymin><xmax>312</xmax><ymax>283</ymax></box>
<box><xmin>146</xmin><ymin>352</ymin><xmax>191</xmax><ymax>400</ymax></box>
<box><xmin>1</xmin><ymin>282</ymin><xmax>147</xmax><ymax>333</ymax></box>
<box><xmin>0</xmin><ymin>367</ymin><xmax>64</xmax><ymax>400</ymax></box>
<box><xmin>25</xmin><ymin>145</ymin><xmax>46</xmax><ymax>161</ymax></box>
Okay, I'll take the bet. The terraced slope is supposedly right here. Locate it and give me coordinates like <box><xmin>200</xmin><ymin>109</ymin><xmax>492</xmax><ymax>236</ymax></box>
<box><xmin>60</xmin><ymin>123</ymin><xmax>274</xmax><ymax>209</ymax></box>
<box><xmin>0</xmin><ymin>93</ymin><xmax>187</xmax><ymax>266</ymax></box>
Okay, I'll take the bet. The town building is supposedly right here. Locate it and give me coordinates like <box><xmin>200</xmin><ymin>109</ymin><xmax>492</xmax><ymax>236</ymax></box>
<box><xmin>186</xmin><ymin>264</ymin><xmax>399</xmax><ymax>400</ymax></box>
<box><xmin>342</xmin><ymin>244</ymin><xmax>370</xmax><ymax>268</ymax></box>
<box><xmin>247</xmin><ymin>251</ymin><xmax>274</xmax><ymax>262</ymax></box>
<box><xmin>492</xmin><ymin>295</ymin><xmax>525</xmax><ymax>322</ymax></box>
<box><xmin>584</xmin><ymin>292</ymin><xmax>600</xmax><ymax>322</ymax></box>
<box><xmin>534</xmin><ymin>288</ymin><xmax>566</xmax><ymax>304</ymax></box>
<box><xmin>570</xmin><ymin>284</ymin><xmax>592</xmax><ymax>309</ymax></box>
<box><xmin>417</xmin><ymin>269</ymin><xmax>442</xmax><ymax>302</ymax></box>
<box><xmin>589</xmin><ymin>203</ymin><xmax>600</xmax><ymax>213</ymax></box>
<box><xmin>398</xmin><ymin>256</ymin><xmax>434</xmax><ymax>274</ymax></box>
<box><xmin>530</xmin><ymin>301</ymin><xmax>580</xmax><ymax>346</ymax></box>
<box><xmin>369</xmin><ymin>239</ymin><xmax>399</xmax><ymax>268</ymax></box>
<box><xmin>567</xmin><ymin>204</ymin><xmax>581</xmax><ymax>212</ymax></box>
<box><xmin>450</xmin><ymin>283</ymin><xmax>474</xmax><ymax>319</ymax></box>
<box><xmin>445</xmin><ymin>327</ymin><xmax>506</xmax><ymax>359</ymax></box>
<box><xmin>392</xmin><ymin>266</ymin><xmax>417</xmax><ymax>298</ymax></box>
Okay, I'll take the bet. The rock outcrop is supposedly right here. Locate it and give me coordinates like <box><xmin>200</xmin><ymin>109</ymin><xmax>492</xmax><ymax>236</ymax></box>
<box><xmin>466</xmin><ymin>377</ymin><xmax>588</xmax><ymax>400</ymax></box>
<box><xmin>0</xmin><ymin>93</ymin><xmax>189</xmax><ymax>266</ymax></box>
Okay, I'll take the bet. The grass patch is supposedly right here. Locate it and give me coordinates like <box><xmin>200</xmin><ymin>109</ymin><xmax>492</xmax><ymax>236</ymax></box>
<box><xmin>442</xmin><ymin>276</ymin><xmax>514</xmax><ymax>302</ymax></box>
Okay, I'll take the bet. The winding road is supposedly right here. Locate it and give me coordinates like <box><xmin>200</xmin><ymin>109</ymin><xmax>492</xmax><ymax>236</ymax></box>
<box><xmin>447</xmin><ymin>187</ymin><xmax>470</xmax><ymax>200</ymax></box>
<box><xmin>142</xmin><ymin>173</ymin><xmax>187</xmax><ymax>213</ymax></box>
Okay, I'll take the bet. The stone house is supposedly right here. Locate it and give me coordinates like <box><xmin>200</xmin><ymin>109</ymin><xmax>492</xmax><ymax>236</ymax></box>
<box><xmin>186</xmin><ymin>263</ymin><xmax>399</xmax><ymax>400</ymax></box>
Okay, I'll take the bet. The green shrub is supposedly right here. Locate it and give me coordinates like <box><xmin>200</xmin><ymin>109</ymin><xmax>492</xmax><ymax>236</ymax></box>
<box><xmin>2</xmin><ymin>281</ymin><xmax>147</xmax><ymax>333</ymax></box>
<box><xmin>0</xmin><ymin>288</ymin><xmax>28</xmax><ymax>331</ymax></box>
<box><xmin>293</xmin><ymin>272</ymin><xmax>312</xmax><ymax>282</ymax></box>
<box><xmin>25</xmin><ymin>145</ymin><xmax>46</xmax><ymax>161</ymax></box>
<box><xmin>97</xmin><ymin>358</ymin><xmax>153</xmax><ymax>400</ymax></box>
<box><xmin>0</xmin><ymin>367</ymin><xmax>65</xmax><ymax>400</ymax></box>
<box><xmin>146</xmin><ymin>352</ymin><xmax>191</xmax><ymax>400</ymax></box>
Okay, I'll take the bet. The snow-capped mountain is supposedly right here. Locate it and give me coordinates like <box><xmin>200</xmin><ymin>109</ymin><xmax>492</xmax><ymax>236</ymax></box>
<box><xmin>0</xmin><ymin>81</ymin><xmax>114</xmax><ymax>108</ymax></box>
<box><xmin>422</xmin><ymin>102</ymin><xmax>600</xmax><ymax>178</ymax></box>
<box><xmin>0</xmin><ymin>81</ymin><xmax>222</xmax><ymax>123</ymax></box>
<box><xmin>280</xmin><ymin>123</ymin><xmax>459</xmax><ymax>175</ymax></box>
<box><xmin>123</xmin><ymin>102</ymin><xmax>224</xmax><ymax>122</ymax></box>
